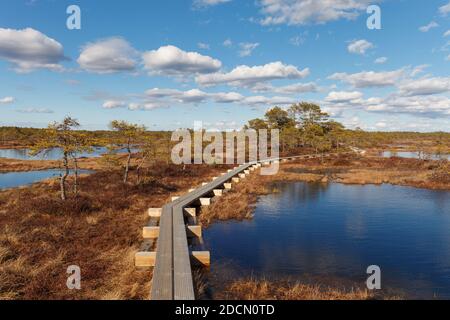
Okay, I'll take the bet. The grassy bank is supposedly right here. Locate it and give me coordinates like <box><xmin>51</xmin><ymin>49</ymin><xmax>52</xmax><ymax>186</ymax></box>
<box><xmin>215</xmin><ymin>278</ymin><xmax>400</xmax><ymax>300</ymax></box>
<box><xmin>0</xmin><ymin>163</ymin><xmax>229</xmax><ymax>300</ymax></box>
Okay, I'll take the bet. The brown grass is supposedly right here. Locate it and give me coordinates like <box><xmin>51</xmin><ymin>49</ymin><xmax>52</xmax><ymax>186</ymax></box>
<box><xmin>0</xmin><ymin>163</ymin><xmax>230</xmax><ymax>300</ymax></box>
<box><xmin>216</xmin><ymin>278</ymin><xmax>399</xmax><ymax>300</ymax></box>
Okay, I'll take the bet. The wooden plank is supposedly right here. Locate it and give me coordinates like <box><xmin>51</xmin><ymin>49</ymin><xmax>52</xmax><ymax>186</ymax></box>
<box><xmin>150</xmin><ymin>205</ymin><xmax>173</xmax><ymax>300</ymax></box>
<box><xmin>143</xmin><ymin>226</ymin><xmax>159</xmax><ymax>239</ymax></box>
<box><xmin>191</xmin><ymin>251</ymin><xmax>210</xmax><ymax>267</ymax></box>
<box><xmin>172</xmin><ymin>206</ymin><xmax>195</xmax><ymax>300</ymax></box>
<box><xmin>144</xmin><ymin>226</ymin><xmax>201</xmax><ymax>239</ymax></box>
<box><xmin>199</xmin><ymin>198</ymin><xmax>212</xmax><ymax>206</ymax></box>
<box><xmin>187</xmin><ymin>225</ymin><xmax>202</xmax><ymax>238</ymax></box>
<box><xmin>148</xmin><ymin>208</ymin><xmax>162</xmax><ymax>218</ymax></box>
<box><xmin>184</xmin><ymin>207</ymin><xmax>196</xmax><ymax>217</ymax></box>
<box><xmin>135</xmin><ymin>252</ymin><xmax>156</xmax><ymax>267</ymax></box>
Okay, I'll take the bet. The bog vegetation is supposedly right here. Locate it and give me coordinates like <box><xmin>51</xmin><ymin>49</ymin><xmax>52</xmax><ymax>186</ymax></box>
<box><xmin>1</xmin><ymin>102</ymin><xmax>449</xmax><ymax>201</ymax></box>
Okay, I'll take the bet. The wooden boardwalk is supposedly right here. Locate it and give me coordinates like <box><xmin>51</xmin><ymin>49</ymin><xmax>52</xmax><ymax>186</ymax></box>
<box><xmin>135</xmin><ymin>153</ymin><xmax>345</xmax><ymax>300</ymax></box>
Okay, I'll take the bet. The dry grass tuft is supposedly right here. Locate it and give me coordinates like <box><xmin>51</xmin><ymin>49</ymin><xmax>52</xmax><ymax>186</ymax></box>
<box><xmin>218</xmin><ymin>278</ymin><xmax>399</xmax><ymax>300</ymax></box>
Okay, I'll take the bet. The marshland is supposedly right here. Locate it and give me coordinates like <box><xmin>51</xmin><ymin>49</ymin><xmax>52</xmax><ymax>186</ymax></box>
<box><xmin>0</xmin><ymin>104</ymin><xmax>449</xmax><ymax>300</ymax></box>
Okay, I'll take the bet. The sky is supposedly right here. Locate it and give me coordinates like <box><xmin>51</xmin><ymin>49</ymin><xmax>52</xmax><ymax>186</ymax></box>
<box><xmin>0</xmin><ymin>0</ymin><xmax>449</xmax><ymax>132</ymax></box>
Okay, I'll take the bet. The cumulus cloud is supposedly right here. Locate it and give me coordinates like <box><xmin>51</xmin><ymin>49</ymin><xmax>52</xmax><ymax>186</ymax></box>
<box><xmin>439</xmin><ymin>1</ymin><xmax>450</xmax><ymax>16</ymax></box>
<box><xmin>347</xmin><ymin>39</ymin><xmax>374</xmax><ymax>55</ymax></box>
<box><xmin>0</xmin><ymin>96</ymin><xmax>15</xmax><ymax>104</ymax></box>
<box><xmin>0</xmin><ymin>28</ymin><xmax>66</xmax><ymax>73</ymax></box>
<box><xmin>146</xmin><ymin>88</ymin><xmax>209</xmax><ymax>104</ymax></box>
<box><xmin>375</xmin><ymin>95</ymin><xmax>450</xmax><ymax>117</ymax></box>
<box><xmin>257</xmin><ymin>0</ymin><xmax>376</xmax><ymax>25</ymax></box>
<box><xmin>196</xmin><ymin>61</ymin><xmax>310</xmax><ymax>88</ymax></box>
<box><xmin>142</xmin><ymin>45</ymin><xmax>222</xmax><ymax>76</ymax></box>
<box><xmin>374</xmin><ymin>57</ymin><xmax>388</xmax><ymax>64</ymax></box>
<box><xmin>398</xmin><ymin>77</ymin><xmax>450</xmax><ymax>96</ymax></box>
<box><xmin>77</xmin><ymin>38</ymin><xmax>138</xmax><ymax>74</ymax></box>
<box><xmin>419</xmin><ymin>21</ymin><xmax>438</xmax><ymax>32</ymax></box>
<box><xmin>325</xmin><ymin>91</ymin><xmax>363</xmax><ymax>103</ymax></box>
<box><xmin>212</xmin><ymin>92</ymin><xmax>244</xmax><ymax>103</ymax></box>
<box><xmin>144</xmin><ymin>87</ymin><xmax>294</xmax><ymax>107</ymax></box>
<box><xmin>238</xmin><ymin>42</ymin><xmax>259</xmax><ymax>57</ymax></box>
<box><xmin>324</xmin><ymin>91</ymin><xmax>450</xmax><ymax>118</ymax></box>
<box><xmin>329</xmin><ymin>69</ymin><xmax>404</xmax><ymax>88</ymax></box>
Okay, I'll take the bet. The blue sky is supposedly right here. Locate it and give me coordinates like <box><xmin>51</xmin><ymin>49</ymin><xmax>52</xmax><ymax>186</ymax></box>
<box><xmin>0</xmin><ymin>0</ymin><xmax>449</xmax><ymax>131</ymax></box>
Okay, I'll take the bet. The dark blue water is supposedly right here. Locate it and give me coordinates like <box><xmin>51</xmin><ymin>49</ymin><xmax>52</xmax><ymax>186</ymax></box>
<box><xmin>0</xmin><ymin>169</ymin><xmax>93</xmax><ymax>190</ymax></box>
<box><xmin>204</xmin><ymin>182</ymin><xmax>450</xmax><ymax>299</ymax></box>
<box><xmin>0</xmin><ymin>147</ymin><xmax>138</xmax><ymax>160</ymax></box>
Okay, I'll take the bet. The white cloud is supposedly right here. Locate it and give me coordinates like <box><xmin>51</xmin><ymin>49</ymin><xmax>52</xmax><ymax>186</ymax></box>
<box><xmin>325</xmin><ymin>92</ymin><xmax>450</xmax><ymax>118</ymax></box>
<box><xmin>347</xmin><ymin>39</ymin><xmax>374</xmax><ymax>55</ymax></box>
<box><xmin>257</xmin><ymin>0</ymin><xmax>376</xmax><ymax>25</ymax></box>
<box><xmin>145</xmin><ymin>88</ymin><xmax>208</xmax><ymax>104</ymax></box>
<box><xmin>102</xmin><ymin>100</ymin><xmax>128</xmax><ymax>109</ymax></box>
<box><xmin>198</xmin><ymin>42</ymin><xmax>210</xmax><ymax>50</ymax></box>
<box><xmin>78</xmin><ymin>38</ymin><xmax>138</xmax><ymax>74</ymax></box>
<box><xmin>410</xmin><ymin>64</ymin><xmax>429</xmax><ymax>77</ymax></box>
<box><xmin>144</xmin><ymin>87</ymin><xmax>294</xmax><ymax>107</ymax></box>
<box><xmin>329</xmin><ymin>69</ymin><xmax>404</xmax><ymax>88</ymax></box>
<box><xmin>212</xmin><ymin>92</ymin><xmax>244</xmax><ymax>103</ymax></box>
<box><xmin>238</xmin><ymin>42</ymin><xmax>259</xmax><ymax>57</ymax></box>
<box><xmin>398</xmin><ymin>77</ymin><xmax>450</xmax><ymax>96</ymax></box>
<box><xmin>447</xmin><ymin>54</ymin><xmax>450</xmax><ymax>61</ymax></box>
<box><xmin>196</xmin><ymin>61</ymin><xmax>310</xmax><ymax>88</ymax></box>
<box><xmin>0</xmin><ymin>28</ymin><xmax>66</xmax><ymax>73</ymax></box>
<box><xmin>128</xmin><ymin>102</ymin><xmax>168</xmax><ymax>111</ymax></box>
<box><xmin>375</xmin><ymin>121</ymin><xmax>387</xmax><ymax>128</ymax></box>
<box><xmin>444</xmin><ymin>30</ymin><xmax>450</xmax><ymax>37</ymax></box>
<box><xmin>378</xmin><ymin>95</ymin><xmax>450</xmax><ymax>117</ymax></box>
<box><xmin>223</xmin><ymin>39</ymin><xmax>233</xmax><ymax>47</ymax></box>
<box><xmin>419</xmin><ymin>21</ymin><xmax>438</xmax><ymax>32</ymax></box>
<box><xmin>252</xmin><ymin>82</ymin><xmax>318</xmax><ymax>94</ymax></box>
<box><xmin>242</xmin><ymin>95</ymin><xmax>295</xmax><ymax>106</ymax></box>
<box><xmin>325</xmin><ymin>91</ymin><xmax>363</xmax><ymax>103</ymax></box>
<box><xmin>193</xmin><ymin>0</ymin><xmax>231</xmax><ymax>8</ymax></box>
<box><xmin>17</xmin><ymin>108</ymin><xmax>54</xmax><ymax>114</ymax></box>
<box><xmin>142</xmin><ymin>45</ymin><xmax>222</xmax><ymax>76</ymax></box>
<box><xmin>0</xmin><ymin>96</ymin><xmax>15</xmax><ymax>104</ymax></box>
<box><xmin>374</xmin><ymin>57</ymin><xmax>388</xmax><ymax>64</ymax></box>
<box><xmin>439</xmin><ymin>1</ymin><xmax>450</xmax><ymax>16</ymax></box>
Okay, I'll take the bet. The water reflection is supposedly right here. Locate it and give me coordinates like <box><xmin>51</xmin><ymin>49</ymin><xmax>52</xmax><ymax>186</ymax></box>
<box><xmin>204</xmin><ymin>182</ymin><xmax>450</xmax><ymax>298</ymax></box>
<box><xmin>0</xmin><ymin>169</ymin><xmax>93</xmax><ymax>190</ymax></box>
<box><xmin>382</xmin><ymin>151</ymin><xmax>449</xmax><ymax>160</ymax></box>
<box><xmin>0</xmin><ymin>147</ymin><xmax>138</xmax><ymax>160</ymax></box>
